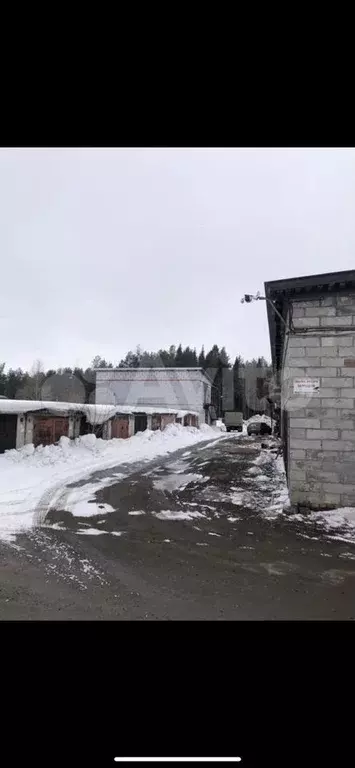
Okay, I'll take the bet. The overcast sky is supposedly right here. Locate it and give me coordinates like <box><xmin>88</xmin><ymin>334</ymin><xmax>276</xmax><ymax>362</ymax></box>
<box><xmin>1</xmin><ymin>147</ymin><xmax>355</xmax><ymax>372</ymax></box>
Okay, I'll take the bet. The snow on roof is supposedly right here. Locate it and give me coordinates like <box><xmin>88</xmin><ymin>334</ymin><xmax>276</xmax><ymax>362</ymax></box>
<box><xmin>95</xmin><ymin>367</ymin><xmax>214</xmax><ymax>383</ymax></box>
<box><xmin>0</xmin><ymin>399</ymin><xmax>198</xmax><ymax>424</ymax></box>
<box><xmin>96</xmin><ymin>367</ymin><xmax>205</xmax><ymax>371</ymax></box>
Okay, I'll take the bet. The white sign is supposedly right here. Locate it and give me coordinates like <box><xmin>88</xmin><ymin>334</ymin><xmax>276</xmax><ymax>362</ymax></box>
<box><xmin>293</xmin><ymin>378</ymin><xmax>320</xmax><ymax>395</ymax></box>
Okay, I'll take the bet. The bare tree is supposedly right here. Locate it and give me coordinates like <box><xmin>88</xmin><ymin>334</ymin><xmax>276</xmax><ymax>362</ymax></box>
<box><xmin>16</xmin><ymin>359</ymin><xmax>45</xmax><ymax>400</ymax></box>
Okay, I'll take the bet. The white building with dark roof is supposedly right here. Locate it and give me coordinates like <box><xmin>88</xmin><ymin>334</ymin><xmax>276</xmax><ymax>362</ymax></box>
<box><xmin>95</xmin><ymin>367</ymin><xmax>213</xmax><ymax>425</ymax></box>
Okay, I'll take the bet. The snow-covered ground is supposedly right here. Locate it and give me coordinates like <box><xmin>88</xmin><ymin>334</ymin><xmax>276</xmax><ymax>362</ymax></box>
<box><xmin>288</xmin><ymin>506</ymin><xmax>355</xmax><ymax>544</ymax></box>
<box><xmin>260</xmin><ymin>453</ymin><xmax>355</xmax><ymax>545</ymax></box>
<box><xmin>0</xmin><ymin>423</ymin><xmax>224</xmax><ymax>543</ymax></box>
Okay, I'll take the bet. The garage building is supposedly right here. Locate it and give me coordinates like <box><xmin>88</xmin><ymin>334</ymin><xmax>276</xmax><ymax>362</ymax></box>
<box><xmin>0</xmin><ymin>399</ymin><xmax>199</xmax><ymax>453</ymax></box>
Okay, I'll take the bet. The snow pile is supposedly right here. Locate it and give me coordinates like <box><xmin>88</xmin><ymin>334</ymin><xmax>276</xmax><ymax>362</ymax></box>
<box><xmin>155</xmin><ymin>509</ymin><xmax>206</xmax><ymax>521</ymax></box>
<box><xmin>310</xmin><ymin>508</ymin><xmax>355</xmax><ymax>531</ymax></box>
<box><xmin>262</xmin><ymin>454</ymin><xmax>291</xmax><ymax>520</ymax></box>
<box><xmin>286</xmin><ymin>506</ymin><xmax>355</xmax><ymax>544</ymax></box>
<box><xmin>262</xmin><ymin>454</ymin><xmax>355</xmax><ymax>544</ymax></box>
<box><xmin>253</xmin><ymin>451</ymin><xmax>273</xmax><ymax>467</ymax></box>
<box><xmin>245</xmin><ymin>414</ymin><xmax>271</xmax><ymax>427</ymax></box>
<box><xmin>0</xmin><ymin>424</ymin><xmax>222</xmax><ymax>542</ymax></box>
<box><xmin>215</xmin><ymin>419</ymin><xmax>227</xmax><ymax>432</ymax></box>
<box><xmin>305</xmin><ymin>508</ymin><xmax>355</xmax><ymax>544</ymax></box>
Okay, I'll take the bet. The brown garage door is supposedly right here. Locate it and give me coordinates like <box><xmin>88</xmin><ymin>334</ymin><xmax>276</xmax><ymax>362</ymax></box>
<box><xmin>112</xmin><ymin>416</ymin><xmax>129</xmax><ymax>439</ymax></box>
<box><xmin>33</xmin><ymin>416</ymin><xmax>69</xmax><ymax>447</ymax></box>
<box><xmin>161</xmin><ymin>414</ymin><xmax>175</xmax><ymax>429</ymax></box>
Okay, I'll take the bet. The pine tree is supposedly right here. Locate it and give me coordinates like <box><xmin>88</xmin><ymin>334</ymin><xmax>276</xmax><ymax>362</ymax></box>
<box><xmin>91</xmin><ymin>356</ymin><xmax>113</xmax><ymax>369</ymax></box>
<box><xmin>175</xmin><ymin>344</ymin><xmax>184</xmax><ymax>366</ymax></box>
<box><xmin>181</xmin><ymin>346</ymin><xmax>197</xmax><ymax>366</ymax></box>
<box><xmin>198</xmin><ymin>346</ymin><xmax>206</xmax><ymax>368</ymax></box>
<box><xmin>233</xmin><ymin>355</ymin><xmax>245</xmax><ymax>414</ymax></box>
<box><xmin>219</xmin><ymin>346</ymin><xmax>230</xmax><ymax>367</ymax></box>
<box><xmin>205</xmin><ymin>344</ymin><xmax>220</xmax><ymax>369</ymax></box>
<box><xmin>0</xmin><ymin>362</ymin><xmax>6</xmax><ymax>396</ymax></box>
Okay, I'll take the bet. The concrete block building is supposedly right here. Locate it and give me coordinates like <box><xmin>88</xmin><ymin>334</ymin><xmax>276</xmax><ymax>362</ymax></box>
<box><xmin>95</xmin><ymin>367</ymin><xmax>213</xmax><ymax>425</ymax></box>
<box><xmin>265</xmin><ymin>269</ymin><xmax>355</xmax><ymax>510</ymax></box>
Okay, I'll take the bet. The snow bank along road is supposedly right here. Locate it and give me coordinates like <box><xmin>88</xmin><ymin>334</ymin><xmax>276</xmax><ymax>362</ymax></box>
<box><xmin>0</xmin><ymin>423</ymin><xmax>223</xmax><ymax>542</ymax></box>
<box><xmin>2</xmin><ymin>429</ymin><xmax>355</xmax><ymax>619</ymax></box>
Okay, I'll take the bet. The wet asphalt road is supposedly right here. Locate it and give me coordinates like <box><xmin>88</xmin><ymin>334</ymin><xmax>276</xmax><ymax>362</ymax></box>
<box><xmin>1</xmin><ymin>433</ymin><xmax>355</xmax><ymax>619</ymax></box>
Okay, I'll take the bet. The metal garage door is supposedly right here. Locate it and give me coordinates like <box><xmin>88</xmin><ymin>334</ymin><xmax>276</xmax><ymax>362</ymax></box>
<box><xmin>134</xmin><ymin>413</ymin><xmax>147</xmax><ymax>434</ymax></box>
<box><xmin>0</xmin><ymin>414</ymin><xmax>17</xmax><ymax>453</ymax></box>
<box><xmin>111</xmin><ymin>416</ymin><xmax>129</xmax><ymax>439</ymax></box>
<box><xmin>33</xmin><ymin>417</ymin><xmax>69</xmax><ymax>447</ymax></box>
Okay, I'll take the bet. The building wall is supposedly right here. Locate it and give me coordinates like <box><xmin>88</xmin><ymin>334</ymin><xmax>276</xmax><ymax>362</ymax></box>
<box><xmin>16</xmin><ymin>414</ymin><xmax>26</xmax><ymax>450</ymax></box>
<box><xmin>25</xmin><ymin>415</ymin><xmax>34</xmax><ymax>445</ymax></box>
<box><xmin>73</xmin><ymin>415</ymin><xmax>82</xmax><ymax>439</ymax></box>
<box><xmin>96</xmin><ymin>369</ymin><xmax>211</xmax><ymax>425</ymax></box>
<box><xmin>282</xmin><ymin>292</ymin><xmax>355</xmax><ymax>509</ymax></box>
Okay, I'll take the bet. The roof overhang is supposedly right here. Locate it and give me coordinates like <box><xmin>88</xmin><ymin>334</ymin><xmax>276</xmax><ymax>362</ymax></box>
<box><xmin>264</xmin><ymin>269</ymin><xmax>355</xmax><ymax>372</ymax></box>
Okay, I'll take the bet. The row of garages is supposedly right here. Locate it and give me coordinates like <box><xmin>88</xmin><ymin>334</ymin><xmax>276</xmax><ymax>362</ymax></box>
<box><xmin>0</xmin><ymin>402</ymin><xmax>199</xmax><ymax>454</ymax></box>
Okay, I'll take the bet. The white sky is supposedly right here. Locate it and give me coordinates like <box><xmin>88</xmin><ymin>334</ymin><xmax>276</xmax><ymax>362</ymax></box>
<box><xmin>1</xmin><ymin>147</ymin><xmax>354</xmax><ymax>372</ymax></box>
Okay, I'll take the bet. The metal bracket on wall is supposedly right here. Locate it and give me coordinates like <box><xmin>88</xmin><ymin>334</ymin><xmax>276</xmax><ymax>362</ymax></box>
<box><xmin>241</xmin><ymin>292</ymin><xmax>295</xmax><ymax>334</ymax></box>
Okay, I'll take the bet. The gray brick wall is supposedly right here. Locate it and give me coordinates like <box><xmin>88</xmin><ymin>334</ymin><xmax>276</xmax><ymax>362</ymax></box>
<box><xmin>283</xmin><ymin>292</ymin><xmax>355</xmax><ymax>509</ymax></box>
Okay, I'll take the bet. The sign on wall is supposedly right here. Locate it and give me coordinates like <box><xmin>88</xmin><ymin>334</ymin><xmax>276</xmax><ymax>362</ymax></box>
<box><xmin>293</xmin><ymin>378</ymin><xmax>320</xmax><ymax>395</ymax></box>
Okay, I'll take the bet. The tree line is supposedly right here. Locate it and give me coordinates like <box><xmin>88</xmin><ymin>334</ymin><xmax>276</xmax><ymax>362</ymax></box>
<box><xmin>0</xmin><ymin>344</ymin><xmax>272</xmax><ymax>419</ymax></box>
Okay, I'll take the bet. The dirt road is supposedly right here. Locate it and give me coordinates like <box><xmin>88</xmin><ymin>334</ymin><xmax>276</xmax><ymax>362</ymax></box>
<box><xmin>1</xmin><ymin>434</ymin><xmax>355</xmax><ymax>619</ymax></box>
